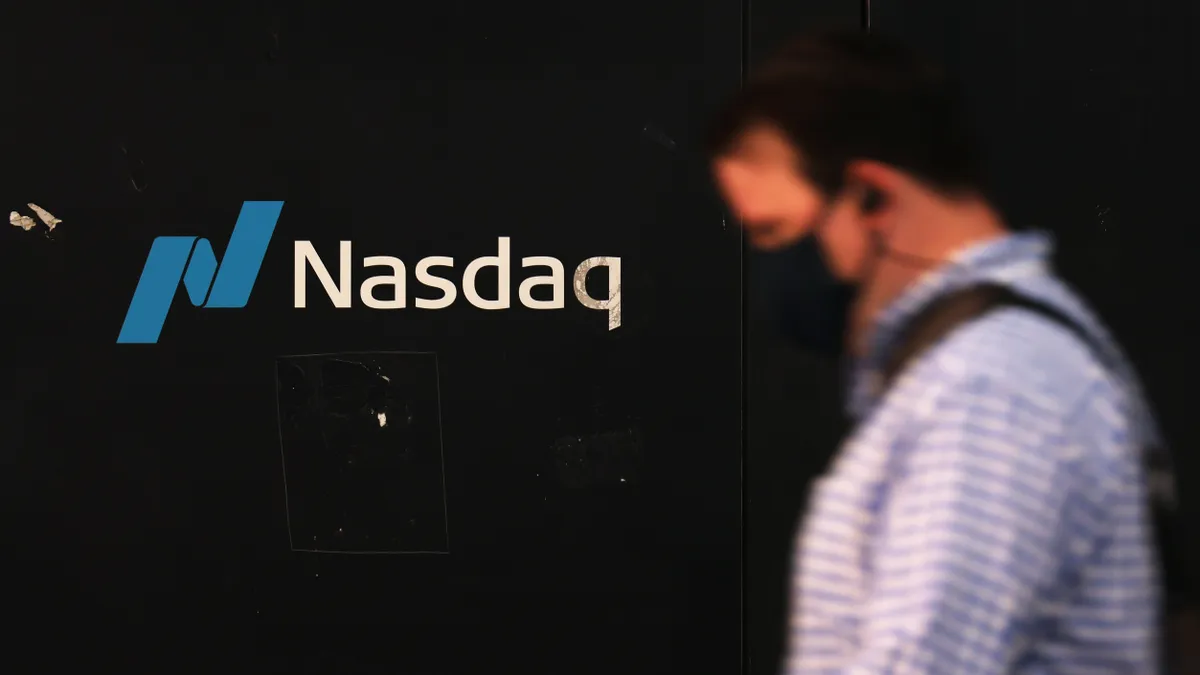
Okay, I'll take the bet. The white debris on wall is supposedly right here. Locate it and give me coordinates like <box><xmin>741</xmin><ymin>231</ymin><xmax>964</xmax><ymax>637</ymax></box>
<box><xmin>9</xmin><ymin>204</ymin><xmax>62</xmax><ymax>234</ymax></box>
<box><xmin>27</xmin><ymin>203</ymin><xmax>62</xmax><ymax>231</ymax></box>
<box><xmin>9</xmin><ymin>211</ymin><xmax>36</xmax><ymax>231</ymax></box>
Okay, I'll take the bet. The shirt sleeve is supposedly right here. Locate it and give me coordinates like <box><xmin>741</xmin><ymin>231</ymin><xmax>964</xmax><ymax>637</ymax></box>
<box><xmin>843</xmin><ymin>375</ymin><xmax>1093</xmax><ymax>674</ymax></box>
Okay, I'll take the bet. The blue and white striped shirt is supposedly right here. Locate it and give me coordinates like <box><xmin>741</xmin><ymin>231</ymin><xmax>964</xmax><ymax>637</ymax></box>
<box><xmin>786</xmin><ymin>232</ymin><xmax>1161</xmax><ymax>674</ymax></box>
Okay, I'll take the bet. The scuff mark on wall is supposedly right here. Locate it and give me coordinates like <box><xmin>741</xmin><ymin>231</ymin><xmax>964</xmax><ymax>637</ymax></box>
<box><xmin>1096</xmin><ymin>204</ymin><xmax>1113</xmax><ymax>232</ymax></box>
<box><xmin>551</xmin><ymin>426</ymin><xmax>644</xmax><ymax>489</ymax></box>
<box><xmin>119</xmin><ymin>143</ymin><xmax>148</xmax><ymax>193</ymax></box>
<box><xmin>641</xmin><ymin>123</ymin><xmax>678</xmax><ymax>151</ymax></box>
<box><xmin>267</xmin><ymin>15</ymin><xmax>282</xmax><ymax>60</ymax></box>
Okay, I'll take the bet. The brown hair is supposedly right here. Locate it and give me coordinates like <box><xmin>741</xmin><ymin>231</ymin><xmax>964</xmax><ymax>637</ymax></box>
<box><xmin>707</xmin><ymin>30</ymin><xmax>987</xmax><ymax>199</ymax></box>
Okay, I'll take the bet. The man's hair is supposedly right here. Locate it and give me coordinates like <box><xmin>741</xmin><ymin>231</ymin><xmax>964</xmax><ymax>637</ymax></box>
<box><xmin>707</xmin><ymin>30</ymin><xmax>987</xmax><ymax>199</ymax></box>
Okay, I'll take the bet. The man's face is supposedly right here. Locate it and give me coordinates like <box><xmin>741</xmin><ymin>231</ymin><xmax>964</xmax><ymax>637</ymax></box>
<box><xmin>712</xmin><ymin>125</ymin><xmax>871</xmax><ymax>281</ymax></box>
<box><xmin>711</xmin><ymin>125</ymin><xmax>826</xmax><ymax>251</ymax></box>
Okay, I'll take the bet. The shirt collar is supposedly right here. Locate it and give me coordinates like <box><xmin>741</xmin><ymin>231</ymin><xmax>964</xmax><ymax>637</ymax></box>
<box><xmin>845</xmin><ymin>231</ymin><xmax>1056</xmax><ymax>419</ymax></box>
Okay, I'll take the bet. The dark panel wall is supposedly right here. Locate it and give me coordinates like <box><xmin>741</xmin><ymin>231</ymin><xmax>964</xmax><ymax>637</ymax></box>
<box><xmin>1</xmin><ymin>1</ymin><xmax>742</xmax><ymax>673</ymax></box>
<box><xmin>9</xmin><ymin>1</ymin><xmax>1189</xmax><ymax>673</ymax></box>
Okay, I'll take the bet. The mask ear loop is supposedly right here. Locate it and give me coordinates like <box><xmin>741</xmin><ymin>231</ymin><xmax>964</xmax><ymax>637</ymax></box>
<box><xmin>813</xmin><ymin>182</ymin><xmax>972</xmax><ymax>290</ymax></box>
<box><xmin>855</xmin><ymin>184</ymin><xmax>970</xmax><ymax>278</ymax></box>
<box><xmin>844</xmin><ymin>185</ymin><xmax>971</xmax><ymax>345</ymax></box>
<box><xmin>852</xmin><ymin>185</ymin><xmax>897</xmax><ymax>287</ymax></box>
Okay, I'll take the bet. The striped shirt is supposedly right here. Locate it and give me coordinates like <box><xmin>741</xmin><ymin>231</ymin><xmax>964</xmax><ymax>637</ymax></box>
<box><xmin>786</xmin><ymin>232</ymin><xmax>1162</xmax><ymax>674</ymax></box>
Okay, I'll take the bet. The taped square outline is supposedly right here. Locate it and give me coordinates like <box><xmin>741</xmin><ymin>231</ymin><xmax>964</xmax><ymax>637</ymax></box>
<box><xmin>275</xmin><ymin>350</ymin><xmax>451</xmax><ymax>555</ymax></box>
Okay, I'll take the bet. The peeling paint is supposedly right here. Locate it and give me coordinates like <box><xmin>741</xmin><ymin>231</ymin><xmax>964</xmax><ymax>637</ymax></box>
<box><xmin>572</xmin><ymin>256</ymin><xmax>622</xmax><ymax>330</ymax></box>
<box><xmin>10</xmin><ymin>204</ymin><xmax>62</xmax><ymax>234</ymax></box>
<box><xmin>27</xmin><ymin>203</ymin><xmax>61</xmax><ymax>231</ymax></box>
<box><xmin>9</xmin><ymin>211</ymin><xmax>36</xmax><ymax>231</ymax></box>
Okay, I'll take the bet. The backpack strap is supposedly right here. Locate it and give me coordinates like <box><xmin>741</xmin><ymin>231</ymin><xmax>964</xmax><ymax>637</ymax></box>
<box><xmin>880</xmin><ymin>283</ymin><xmax>1106</xmax><ymax>390</ymax></box>
<box><xmin>877</xmin><ymin>282</ymin><xmax>1195</xmax><ymax>668</ymax></box>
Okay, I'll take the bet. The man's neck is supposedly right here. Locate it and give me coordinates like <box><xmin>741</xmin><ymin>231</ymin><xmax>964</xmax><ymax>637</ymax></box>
<box><xmin>848</xmin><ymin>199</ymin><xmax>1008</xmax><ymax>356</ymax></box>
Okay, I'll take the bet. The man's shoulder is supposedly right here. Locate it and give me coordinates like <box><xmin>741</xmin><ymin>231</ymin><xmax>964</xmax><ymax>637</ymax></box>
<box><xmin>936</xmin><ymin>304</ymin><xmax>1114</xmax><ymax>406</ymax></box>
<box><xmin>876</xmin><ymin>272</ymin><xmax>1130</xmax><ymax>415</ymax></box>
<box><xmin>891</xmin><ymin>306</ymin><xmax>1140</xmax><ymax>471</ymax></box>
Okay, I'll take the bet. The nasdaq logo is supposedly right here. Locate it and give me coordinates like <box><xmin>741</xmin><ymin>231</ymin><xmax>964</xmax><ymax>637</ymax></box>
<box><xmin>117</xmin><ymin>201</ymin><xmax>285</xmax><ymax>344</ymax></box>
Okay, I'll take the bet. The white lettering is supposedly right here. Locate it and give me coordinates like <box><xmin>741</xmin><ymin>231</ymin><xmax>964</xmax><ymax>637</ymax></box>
<box><xmin>573</xmin><ymin>257</ymin><xmax>621</xmax><ymax>330</ymax></box>
<box><xmin>291</xmin><ymin>239</ymin><xmax>621</xmax><ymax>330</ymax></box>
<box><xmin>414</xmin><ymin>256</ymin><xmax>457</xmax><ymax>309</ymax></box>
<box><xmin>360</xmin><ymin>256</ymin><xmax>406</xmax><ymax>309</ymax></box>
<box><xmin>294</xmin><ymin>241</ymin><xmax>352</xmax><ymax>308</ymax></box>
<box><xmin>462</xmin><ymin>237</ymin><xmax>511</xmax><ymax>310</ymax></box>
<box><xmin>518</xmin><ymin>256</ymin><xmax>565</xmax><ymax>309</ymax></box>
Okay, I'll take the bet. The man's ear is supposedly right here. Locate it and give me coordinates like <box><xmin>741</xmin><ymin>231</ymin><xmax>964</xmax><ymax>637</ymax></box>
<box><xmin>844</xmin><ymin>160</ymin><xmax>918</xmax><ymax>203</ymax></box>
<box><xmin>861</xmin><ymin>186</ymin><xmax>886</xmax><ymax>214</ymax></box>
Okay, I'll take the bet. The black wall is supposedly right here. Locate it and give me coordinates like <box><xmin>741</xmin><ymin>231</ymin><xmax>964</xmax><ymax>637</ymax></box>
<box><xmin>5</xmin><ymin>0</ymin><xmax>1198</xmax><ymax>674</ymax></box>
<box><xmin>3</xmin><ymin>1</ymin><xmax>742</xmax><ymax>672</ymax></box>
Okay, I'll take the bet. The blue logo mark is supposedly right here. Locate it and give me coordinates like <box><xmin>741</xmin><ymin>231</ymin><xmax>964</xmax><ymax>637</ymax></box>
<box><xmin>117</xmin><ymin>201</ymin><xmax>285</xmax><ymax>344</ymax></box>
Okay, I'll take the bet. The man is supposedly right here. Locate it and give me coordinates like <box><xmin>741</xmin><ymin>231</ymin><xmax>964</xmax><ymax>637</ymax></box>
<box><xmin>709</xmin><ymin>31</ymin><xmax>1175</xmax><ymax>673</ymax></box>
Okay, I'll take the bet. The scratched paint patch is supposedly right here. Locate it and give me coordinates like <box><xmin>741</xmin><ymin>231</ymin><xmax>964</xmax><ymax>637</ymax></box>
<box><xmin>275</xmin><ymin>351</ymin><xmax>449</xmax><ymax>554</ymax></box>
<box><xmin>551</xmin><ymin>426</ymin><xmax>645</xmax><ymax>489</ymax></box>
<box><xmin>573</xmin><ymin>257</ymin><xmax>621</xmax><ymax>330</ymax></box>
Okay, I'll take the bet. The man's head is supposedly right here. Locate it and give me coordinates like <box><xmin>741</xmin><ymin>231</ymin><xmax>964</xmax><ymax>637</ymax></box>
<box><xmin>708</xmin><ymin>30</ymin><xmax>992</xmax><ymax>281</ymax></box>
<box><xmin>710</xmin><ymin>31</ymin><xmax>1006</xmax><ymax>355</ymax></box>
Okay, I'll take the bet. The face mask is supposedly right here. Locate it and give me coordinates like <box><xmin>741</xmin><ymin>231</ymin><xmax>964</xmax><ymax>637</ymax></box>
<box><xmin>755</xmin><ymin>209</ymin><xmax>859</xmax><ymax>358</ymax></box>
